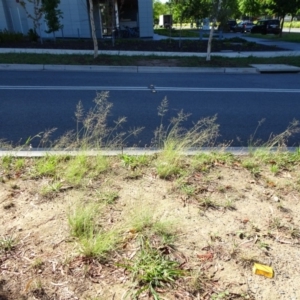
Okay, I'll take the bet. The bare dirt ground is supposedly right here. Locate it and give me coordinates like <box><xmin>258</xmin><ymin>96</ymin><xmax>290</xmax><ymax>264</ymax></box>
<box><xmin>1</xmin><ymin>152</ymin><xmax>300</xmax><ymax>300</ymax></box>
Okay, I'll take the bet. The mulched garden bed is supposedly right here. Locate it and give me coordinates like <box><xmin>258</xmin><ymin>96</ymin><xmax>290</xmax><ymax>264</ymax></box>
<box><xmin>0</xmin><ymin>37</ymin><xmax>287</xmax><ymax>52</ymax></box>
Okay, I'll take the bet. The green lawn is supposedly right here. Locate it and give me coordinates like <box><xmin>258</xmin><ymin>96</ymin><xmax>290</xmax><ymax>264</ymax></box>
<box><xmin>1</xmin><ymin>53</ymin><xmax>300</xmax><ymax>68</ymax></box>
<box><xmin>250</xmin><ymin>32</ymin><xmax>300</xmax><ymax>43</ymax></box>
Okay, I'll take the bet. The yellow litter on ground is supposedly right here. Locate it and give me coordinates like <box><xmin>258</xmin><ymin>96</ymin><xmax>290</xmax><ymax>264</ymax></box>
<box><xmin>253</xmin><ymin>263</ymin><xmax>274</xmax><ymax>278</ymax></box>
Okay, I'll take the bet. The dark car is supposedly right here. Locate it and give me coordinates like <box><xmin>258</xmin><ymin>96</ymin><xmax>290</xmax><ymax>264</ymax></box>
<box><xmin>251</xmin><ymin>19</ymin><xmax>281</xmax><ymax>35</ymax></box>
<box><xmin>234</xmin><ymin>21</ymin><xmax>254</xmax><ymax>33</ymax></box>
<box><xmin>227</xmin><ymin>20</ymin><xmax>237</xmax><ymax>32</ymax></box>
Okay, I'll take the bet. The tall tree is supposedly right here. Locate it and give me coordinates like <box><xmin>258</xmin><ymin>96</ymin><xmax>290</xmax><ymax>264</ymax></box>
<box><xmin>88</xmin><ymin>0</ymin><xmax>98</xmax><ymax>58</ymax></box>
<box><xmin>206</xmin><ymin>0</ymin><xmax>221</xmax><ymax>61</ymax></box>
<box><xmin>262</xmin><ymin>0</ymin><xmax>300</xmax><ymax>36</ymax></box>
<box><xmin>42</xmin><ymin>0</ymin><xmax>63</xmax><ymax>41</ymax></box>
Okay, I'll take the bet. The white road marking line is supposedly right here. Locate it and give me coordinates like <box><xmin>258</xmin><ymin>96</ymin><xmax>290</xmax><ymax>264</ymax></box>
<box><xmin>0</xmin><ymin>86</ymin><xmax>300</xmax><ymax>93</ymax></box>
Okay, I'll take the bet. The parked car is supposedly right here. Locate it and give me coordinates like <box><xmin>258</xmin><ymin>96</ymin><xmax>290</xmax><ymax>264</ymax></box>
<box><xmin>227</xmin><ymin>20</ymin><xmax>237</xmax><ymax>32</ymax></box>
<box><xmin>234</xmin><ymin>21</ymin><xmax>254</xmax><ymax>33</ymax></box>
<box><xmin>250</xmin><ymin>19</ymin><xmax>281</xmax><ymax>35</ymax></box>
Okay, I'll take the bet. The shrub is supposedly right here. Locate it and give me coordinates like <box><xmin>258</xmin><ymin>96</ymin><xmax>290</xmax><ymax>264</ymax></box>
<box><xmin>0</xmin><ymin>29</ymin><xmax>23</xmax><ymax>43</ymax></box>
<box><xmin>27</xmin><ymin>28</ymin><xmax>39</xmax><ymax>42</ymax></box>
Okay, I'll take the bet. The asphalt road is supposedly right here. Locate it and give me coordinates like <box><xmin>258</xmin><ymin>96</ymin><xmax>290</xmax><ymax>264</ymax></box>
<box><xmin>1</xmin><ymin>70</ymin><xmax>300</xmax><ymax>148</ymax></box>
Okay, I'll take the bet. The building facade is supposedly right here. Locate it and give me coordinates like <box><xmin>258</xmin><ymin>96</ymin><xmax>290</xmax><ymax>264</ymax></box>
<box><xmin>0</xmin><ymin>0</ymin><xmax>153</xmax><ymax>38</ymax></box>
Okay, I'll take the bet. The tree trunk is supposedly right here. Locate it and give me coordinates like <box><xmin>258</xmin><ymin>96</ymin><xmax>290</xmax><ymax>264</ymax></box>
<box><xmin>206</xmin><ymin>20</ymin><xmax>215</xmax><ymax>61</ymax></box>
<box><xmin>88</xmin><ymin>0</ymin><xmax>98</xmax><ymax>59</ymax></box>
<box><xmin>280</xmin><ymin>18</ymin><xmax>284</xmax><ymax>37</ymax></box>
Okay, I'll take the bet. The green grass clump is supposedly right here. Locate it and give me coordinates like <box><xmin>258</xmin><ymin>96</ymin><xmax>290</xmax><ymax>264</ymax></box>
<box><xmin>154</xmin><ymin>98</ymin><xmax>219</xmax><ymax>179</ymax></box>
<box><xmin>79</xmin><ymin>229</ymin><xmax>120</xmax><ymax>259</ymax></box>
<box><xmin>120</xmin><ymin>154</ymin><xmax>151</xmax><ymax>168</ymax></box>
<box><xmin>1</xmin><ymin>156</ymin><xmax>26</xmax><ymax>174</ymax></box>
<box><xmin>96</xmin><ymin>190</ymin><xmax>119</xmax><ymax>204</ymax></box>
<box><xmin>63</xmin><ymin>154</ymin><xmax>89</xmax><ymax>185</ymax></box>
<box><xmin>0</xmin><ymin>236</ymin><xmax>16</xmax><ymax>252</ymax></box>
<box><xmin>68</xmin><ymin>203</ymin><xmax>98</xmax><ymax>238</ymax></box>
<box><xmin>39</xmin><ymin>181</ymin><xmax>63</xmax><ymax>198</ymax></box>
<box><xmin>34</xmin><ymin>154</ymin><xmax>65</xmax><ymax>177</ymax></box>
<box><xmin>68</xmin><ymin>202</ymin><xmax>120</xmax><ymax>259</ymax></box>
<box><xmin>126</xmin><ymin>205</ymin><xmax>177</xmax><ymax>245</ymax></box>
<box><xmin>121</xmin><ymin>237</ymin><xmax>185</xmax><ymax>299</ymax></box>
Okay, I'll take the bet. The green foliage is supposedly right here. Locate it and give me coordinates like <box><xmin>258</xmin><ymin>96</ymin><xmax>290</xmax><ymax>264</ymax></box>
<box><xmin>121</xmin><ymin>237</ymin><xmax>185</xmax><ymax>299</ymax></box>
<box><xmin>96</xmin><ymin>190</ymin><xmax>119</xmax><ymax>204</ymax></box>
<box><xmin>27</xmin><ymin>28</ymin><xmax>39</xmax><ymax>42</ymax></box>
<box><xmin>64</xmin><ymin>154</ymin><xmax>88</xmax><ymax>185</ymax></box>
<box><xmin>42</xmin><ymin>0</ymin><xmax>63</xmax><ymax>37</ymax></box>
<box><xmin>128</xmin><ymin>206</ymin><xmax>177</xmax><ymax>244</ymax></box>
<box><xmin>241</xmin><ymin>158</ymin><xmax>261</xmax><ymax>176</ymax></box>
<box><xmin>79</xmin><ymin>229</ymin><xmax>120</xmax><ymax>259</ymax></box>
<box><xmin>1</xmin><ymin>155</ymin><xmax>13</xmax><ymax>170</ymax></box>
<box><xmin>0</xmin><ymin>29</ymin><xmax>23</xmax><ymax>43</ymax></box>
<box><xmin>40</xmin><ymin>181</ymin><xmax>62</xmax><ymax>197</ymax></box>
<box><xmin>153</xmin><ymin>0</ymin><xmax>169</xmax><ymax>24</ymax></box>
<box><xmin>34</xmin><ymin>154</ymin><xmax>61</xmax><ymax>177</ymax></box>
<box><xmin>154</xmin><ymin>97</ymin><xmax>219</xmax><ymax>179</ymax></box>
<box><xmin>0</xmin><ymin>236</ymin><xmax>16</xmax><ymax>252</ymax></box>
<box><xmin>68</xmin><ymin>202</ymin><xmax>120</xmax><ymax>259</ymax></box>
<box><xmin>239</xmin><ymin>0</ymin><xmax>262</xmax><ymax>17</ymax></box>
<box><xmin>120</xmin><ymin>154</ymin><xmax>150</xmax><ymax>168</ymax></box>
<box><xmin>262</xmin><ymin>0</ymin><xmax>300</xmax><ymax>19</ymax></box>
<box><xmin>68</xmin><ymin>202</ymin><xmax>99</xmax><ymax>238</ymax></box>
<box><xmin>91</xmin><ymin>154</ymin><xmax>109</xmax><ymax>175</ymax></box>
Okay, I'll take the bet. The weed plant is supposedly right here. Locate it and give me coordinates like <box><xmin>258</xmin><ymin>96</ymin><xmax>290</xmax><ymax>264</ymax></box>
<box><xmin>64</xmin><ymin>154</ymin><xmax>89</xmax><ymax>185</ymax></box>
<box><xmin>79</xmin><ymin>228</ymin><xmax>120</xmax><ymax>259</ymax></box>
<box><xmin>120</xmin><ymin>154</ymin><xmax>151</xmax><ymax>169</ymax></box>
<box><xmin>122</xmin><ymin>237</ymin><xmax>185</xmax><ymax>300</ymax></box>
<box><xmin>248</xmin><ymin>119</ymin><xmax>300</xmax><ymax>150</ymax></box>
<box><xmin>68</xmin><ymin>202</ymin><xmax>120</xmax><ymax>259</ymax></box>
<box><xmin>55</xmin><ymin>91</ymin><xmax>143</xmax><ymax>150</ymax></box>
<box><xmin>126</xmin><ymin>205</ymin><xmax>177</xmax><ymax>246</ymax></box>
<box><xmin>96</xmin><ymin>190</ymin><xmax>119</xmax><ymax>204</ymax></box>
<box><xmin>34</xmin><ymin>154</ymin><xmax>62</xmax><ymax>177</ymax></box>
<box><xmin>153</xmin><ymin>98</ymin><xmax>219</xmax><ymax>179</ymax></box>
<box><xmin>40</xmin><ymin>181</ymin><xmax>62</xmax><ymax>198</ymax></box>
<box><xmin>0</xmin><ymin>236</ymin><xmax>16</xmax><ymax>252</ymax></box>
<box><xmin>68</xmin><ymin>202</ymin><xmax>101</xmax><ymax>238</ymax></box>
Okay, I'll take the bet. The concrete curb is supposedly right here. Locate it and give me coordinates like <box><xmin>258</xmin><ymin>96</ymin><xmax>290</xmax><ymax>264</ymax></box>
<box><xmin>0</xmin><ymin>64</ymin><xmax>44</xmax><ymax>71</ymax></box>
<box><xmin>0</xmin><ymin>64</ymin><xmax>258</xmax><ymax>73</ymax></box>
<box><xmin>44</xmin><ymin>64</ymin><xmax>138</xmax><ymax>72</ymax></box>
<box><xmin>0</xmin><ymin>147</ymin><xmax>298</xmax><ymax>157</ymax></box>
